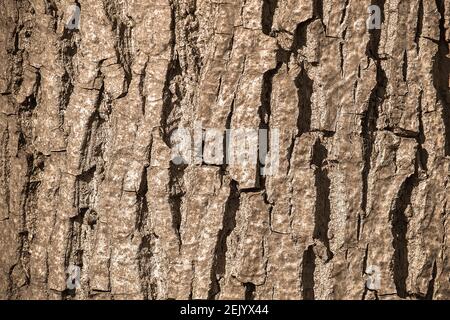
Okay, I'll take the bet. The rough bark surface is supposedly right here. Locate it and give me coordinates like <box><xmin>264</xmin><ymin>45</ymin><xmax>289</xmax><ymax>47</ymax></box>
<box><xmin>0</xmin><ymin>0</ymin><xmax>449</xmax><ymax>300</ymax></box>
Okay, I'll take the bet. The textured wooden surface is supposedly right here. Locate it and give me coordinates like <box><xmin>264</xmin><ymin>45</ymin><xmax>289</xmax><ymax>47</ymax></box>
<box><xmin>0</xmin><ymin>0</ymin><xmax>449</xmax><ymax>300</ymax></box>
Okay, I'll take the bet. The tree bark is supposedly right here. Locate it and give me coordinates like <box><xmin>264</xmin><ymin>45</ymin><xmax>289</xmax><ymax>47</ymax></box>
<box><xmin>0</xmin><ymin>0</ymin><xmax>449</xmax><ymax>300</ymax></box>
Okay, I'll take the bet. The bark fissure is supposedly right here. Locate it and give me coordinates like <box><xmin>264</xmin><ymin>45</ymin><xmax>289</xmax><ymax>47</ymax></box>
<box><xmin>0</xmin><ymin>0</ymin><xmax>448</xmax><ymax>301</ymax></box>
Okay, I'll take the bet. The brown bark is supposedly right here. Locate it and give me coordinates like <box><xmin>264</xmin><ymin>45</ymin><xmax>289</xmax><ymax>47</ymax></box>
<box><xmin>0</xmin><ymin>0</ymin><xmax>449</xmax><ymax>300</ymax></box>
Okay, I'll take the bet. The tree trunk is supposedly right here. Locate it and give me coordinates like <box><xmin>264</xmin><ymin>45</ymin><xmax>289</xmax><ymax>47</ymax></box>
<box><xmin>0</xmin><ymin>0</ymin><xmax>449</xmax><ymax>300</ymax></box>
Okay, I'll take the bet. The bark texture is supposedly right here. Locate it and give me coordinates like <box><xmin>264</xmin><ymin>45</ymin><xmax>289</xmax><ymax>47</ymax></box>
<box><xmin>0</xmin><ymin>0</ymin><xmax>449</xmax><ymax>300</ymax></box>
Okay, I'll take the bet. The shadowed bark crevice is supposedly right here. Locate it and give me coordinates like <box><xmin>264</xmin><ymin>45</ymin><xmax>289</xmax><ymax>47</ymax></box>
<box><xmin>414</xmin><ymin>0</ymin><xmax>423</xmax><ymax>53</ymax></box>
<box><xmin>432</xmin><ymin>0</ymin><xmax>450</xmax><ymax>156</ymax></box>
<box><xmin>208</xmin><ymin>180</ymin><xmax>240</xmax><ymax>299</ymax></box>
<box><xmin>259</xmin><ymin>61</ymin><xmax>282</xmax><ymax>188</ymax></box>
<box><xmin>312</xmin><ymin>139</ymin><xmax>333</xmax><ymax>262</ymax></box>
<box><xmin>361</xmin><ymin>52</ymin><xmax>387</xmax><ymax>239</ymax></box>
<box><xmin>424</xmin><ymin>261</ymin><xmax>437</xmax><ymax>300</ymax></box>
<box><xmin>262</xmin><ymin>0</ymin><xmax>278</xmax><ymax>35</ymax></box>
<box><xmin>390</xmin><ymin>174</ymin><xmax>415</xmax><ymax>298</ymax></box>
<box><xmin>244</xmin><ymin>282</ymin><xmax>256</xmax><ymax>300</ymax></box>
<box><xmin>168</xmin><ymin>162</ymin><xmax>186</xmax><ymax>251</ymax></box>
<box><xmin>295</xmin><ymin>64</ymin><xmax>313</xmax><ymax>136</ymax></box>
<box><xmin>161</xmin><ymin>57</ymin><xmax>183</xmax><ymax>147</ymax></box>
<box><xmin>302</xmin><ymin>246</ymin><xmax>316</xmax><ymax>300</ymax></box>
